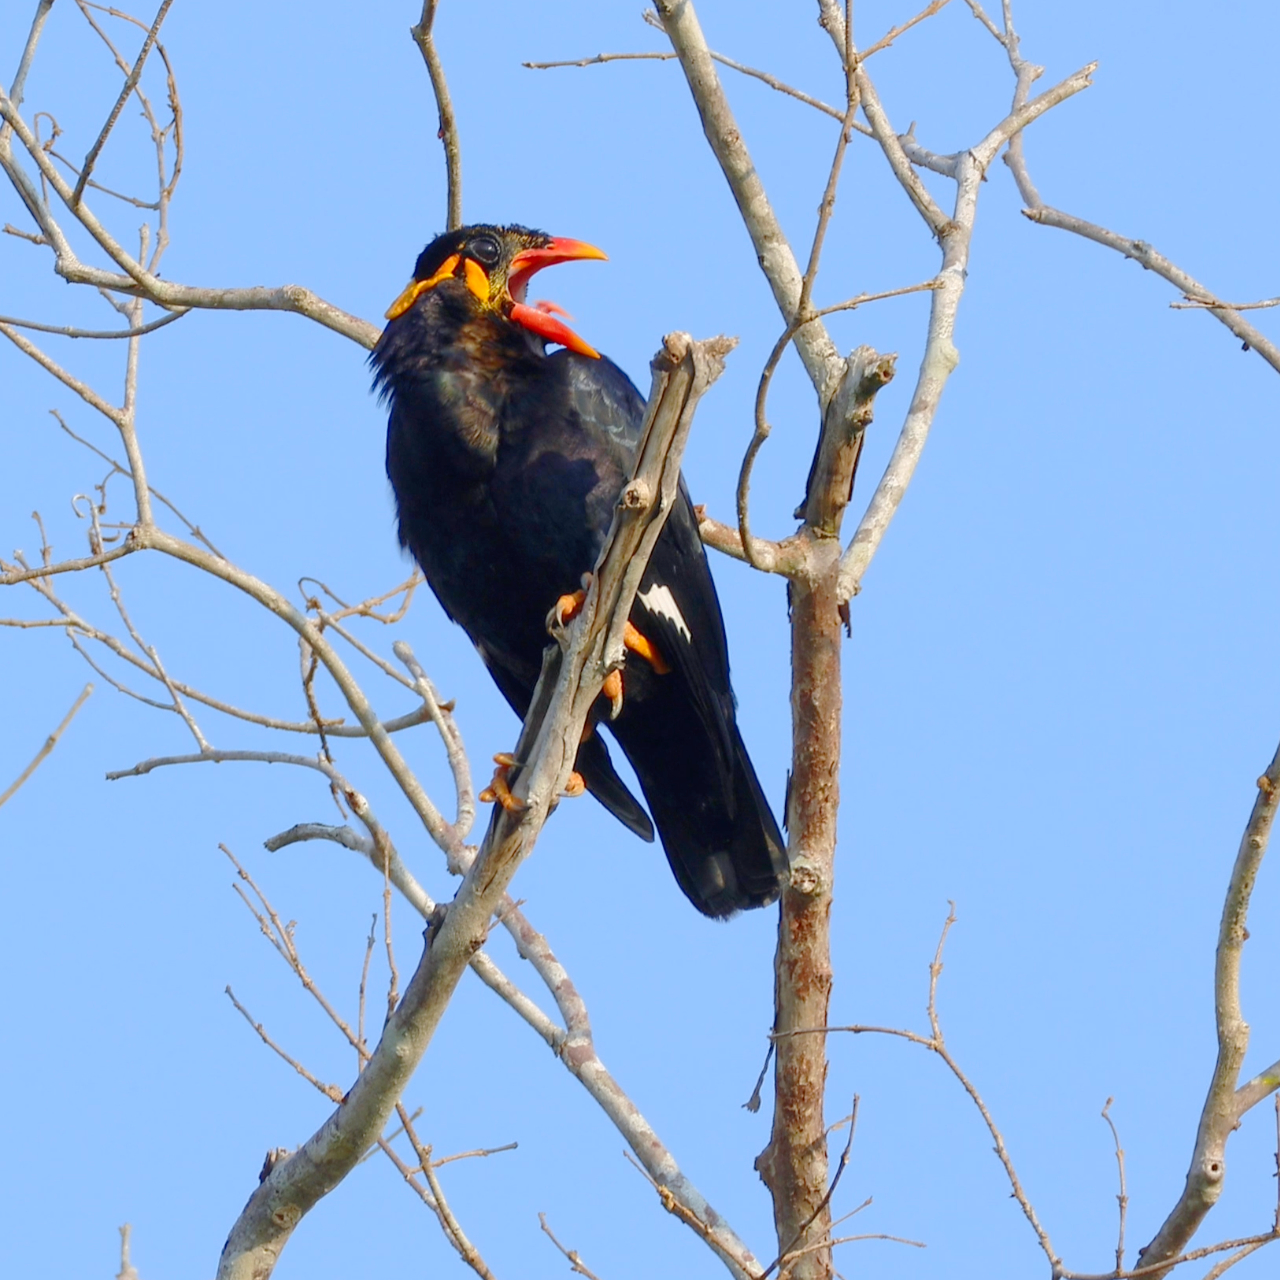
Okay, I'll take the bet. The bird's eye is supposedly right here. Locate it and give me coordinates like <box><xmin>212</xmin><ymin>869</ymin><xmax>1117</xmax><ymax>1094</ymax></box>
<box><xmin>468</xmin><ymin>234</ymin><xmax>500</xmax><ymax>267</ymax></box>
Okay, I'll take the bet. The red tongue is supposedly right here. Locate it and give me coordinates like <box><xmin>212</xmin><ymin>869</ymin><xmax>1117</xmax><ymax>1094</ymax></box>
<box><xmin>508</xmin><ymin>301</ymin><xmax>600</xmax><ymax>359</ymax></box>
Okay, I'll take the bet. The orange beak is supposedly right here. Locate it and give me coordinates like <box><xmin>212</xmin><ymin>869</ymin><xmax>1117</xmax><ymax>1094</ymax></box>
<box><xmin>505</xmin><ymin>237</ymin><xmax>607</xmax><ymax>358</ymax></box>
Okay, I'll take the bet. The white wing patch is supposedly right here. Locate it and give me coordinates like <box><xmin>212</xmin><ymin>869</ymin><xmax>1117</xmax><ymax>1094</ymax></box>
<box><xmin>638</xmin><ymin>584</ymin><xmax>692</xmax><ymax>643</ymax></box>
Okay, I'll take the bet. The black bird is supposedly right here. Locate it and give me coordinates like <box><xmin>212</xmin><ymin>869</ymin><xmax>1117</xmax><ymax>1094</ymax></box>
<box><xmin>371</xmin><ymin>223</ymin><xmax>787</xmax><ymax>916</ymax></box>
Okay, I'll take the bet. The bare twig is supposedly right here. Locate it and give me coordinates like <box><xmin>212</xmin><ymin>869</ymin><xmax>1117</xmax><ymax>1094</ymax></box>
<box><xmin>397</xmin><ymin>1104</ymin><xmax>498</xmax><ymax>1280</ymax></box>
<box><xmin>0</xmin><ymin>681</ymin><xmax>92</xmax><ymax>808</ymax></box>
<box><xmin>1102</xmin><ymin>1098</ymin><xmax>1129</xmax><ymax>1274</ymax></box>
<box><xmin>525</xmin><ymin>42</ymin><xmax>858</xmax><ymax>129</ymax></box>
<box><xmin>861</xmin><ymin>0</ymin><xmax>953</xmax><ymax>59</ymax></box>
<box><xmin>115</xmin><ymin>1222</ymin><xmax>140</xmax><ymax>1280</ymax></box>
<box><xmin>410</xmin><ymin>1</ymin><xmax>462</xmax><ymax>230</ymax></box>
<box><xmin>1135</xmin><ymin>744</ymin><xmax>1280</xmax><ymax>1277</ymax></box>
<box><xmin>539</xmin><ymin>1213</ymin><xmax>604</xmax><ymax>1280</ymax></box>
<box><xmin>226</xmin><ymin>986</ymin><xmax>344</xmax><ymax>1103</ymax></box>
<box><xmin>0</xmin><ymin>309</ymin><xmax>186</xmax><ymax>339</ymax></box>
<box><xmin>71</xmin><ymin>0</ymin><xmax>174</xmax><ymax>207</ymax></box>
<box><xmin>1170</xmin><ymin>296</ymin><xmax>1280</xmax><ymax>312</ymax></box>
<box><xmin>653</xmin><ymin>0</ymin><xmax>843</xmax><ymax>397</ymax></box>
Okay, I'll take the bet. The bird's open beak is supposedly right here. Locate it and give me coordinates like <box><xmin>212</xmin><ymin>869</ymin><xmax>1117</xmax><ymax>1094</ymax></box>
<box><xmin>506</xmin><ymin>237</ymin><xmax>607</xmax><ymax>359</ymax></box>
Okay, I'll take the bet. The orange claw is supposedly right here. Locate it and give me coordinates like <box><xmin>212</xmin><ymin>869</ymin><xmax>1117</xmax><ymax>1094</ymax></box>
<box><xmin>563</xmin><ymin>771</ymin><xmax>586</xmax><ymax>798</ymax></box>
<box><xmin>478</xmin><ymin>753</ymin><xmax>528</xmax><ymax>813</ymax></box>
<box><xmin>553</xmin><ymin>588</ymin><xmax>587</xmax><ymax>628</ymax></box>
<box><xmin>624</xmin><ymin>621</ymin><xmax>671</xmax><ymax>675</ymax></box>
<box><xmin>602</xmin><ymin>668</ymin><xmax>624</xmax><ymax>720</ymax></box>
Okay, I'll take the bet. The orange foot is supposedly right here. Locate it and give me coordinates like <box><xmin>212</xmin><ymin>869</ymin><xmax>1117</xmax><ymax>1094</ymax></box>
<box><xmin>624</xmin><ymin>620</ymin><xmax>671</xmax><ymax>674</ymax></box>
<box><xmin>563</xmin><ymin>770</ymin><xmax>586</xmax><ymax>798</ymax></box>
<box><xmin>478</xmin><ymin>752</ymin><xmax>528</xmax><ymax>813</ymax></box>
<box><xmin>552</xmin><ymin>587</ymin><xmax>586</xmax><ymax>628</ymax></box>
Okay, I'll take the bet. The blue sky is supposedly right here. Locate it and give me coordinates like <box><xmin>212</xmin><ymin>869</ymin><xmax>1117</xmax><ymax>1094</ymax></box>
<box><xmin>2</xmin><ymin>2</ymin><xmax>1279</xmax><ymax>1277</ymax></box>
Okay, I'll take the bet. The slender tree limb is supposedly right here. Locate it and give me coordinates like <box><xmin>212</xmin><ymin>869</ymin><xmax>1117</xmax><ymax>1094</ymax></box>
<box><xmin>1101</xmin><ymin>1098</ymin><xmax>1129</xmax><ymax>1275</ymax></box>
<box><xmin>4</xmin><ymin>1</ymin><xmax>55</xmax><ymax>142</ymax></box>
<box><xmin>652</xmin><ymin>0</ymin><xmax>843</xmax><ymax>401</ymax></box>
<box><xmin>268</xmin><ymin>822</ymin><xmax>566</xmax><ymax>1050</ymax></box>
<box><xmin>410</xmin><ymin>1</ymin><xmax>462</xmax><ymax>231</ymax></box>
<box><xmin>0</xmin><ymin>681</ymin><xmax>93</xmax><ymax>808</ymax></box>
<box><xmin>70</xmin><ymin>0</ymin><xmax>174</xmax><ymax>207</ymax></box>
<box><xmin>1019</xmin><ymin>206</ymin><xmax>1280</xmax><ymax>376</ymax></box>
<box><xmin>0</xmin><ymin>89</ymin><xmax>378</xmax><ymax>346</ymax></box>
<box><xmin>1135</xmin><ymin>744</ymin><xmax>1280</xmax><ymax>1277</ymax></box>
<box><xmin>0</xmin><ymin>308</ymin><xmax>187</xmax><ymax>339</ymax></box>
<box><xmin>539</xmin><ymin>1214</ymin><xmax>604</xmax><ymax>1280</ymax></box>
<box><xmin>861</xmin><ymin>0</ymin><xmax>953</xmax><ymax>59</ymax></box>
<box><xmin>525</xmin><ymin>43</ymin><xmax>859</xmax><ymax>130</ymax></box>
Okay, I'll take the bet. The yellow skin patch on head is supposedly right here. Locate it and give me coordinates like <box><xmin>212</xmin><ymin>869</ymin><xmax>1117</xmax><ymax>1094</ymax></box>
<box><xmin>463</xmin><ymin>257</ymin><xmax>490</xmax><ymax>302</ymax></box>
<box><xmin>383</xmin><ymin>252</ymin><xmax>494</xmax><ymax>320</ymax></box>
<box><xmin>384</xmin><ymin>252</ymin><xmax>463</xmax><ymax>320</ymax></box>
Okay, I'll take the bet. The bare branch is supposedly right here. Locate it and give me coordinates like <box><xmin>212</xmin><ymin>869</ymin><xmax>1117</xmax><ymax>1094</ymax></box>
<box><xmin>1136</xmin><ymin>744</ymin><xmax>1280</xmax><ymax>1276</ymax></box>
<box><xmin>0</xmin><ymin>681</ymin><xmax>92</xmax><ymax>808</ymax></box>
<box><xmin>861</xmin><ymin>0</ymin><xmax>953</xmax><ymax>59</ymax></box>
<box><xmin>410</xmin><ymin>1</ymin><xmax>462</xmax><ymax>231</ymax></box>
<box><xmin>525</xmin><ymin>43</ymin><xmax>856</xmax><ymax>128</ymax></box>
<box><xmin>1020</xmin><ymin>207</ymin><xmax>1280</xmax><ymax>376</ymax></box>
<box><xmin>0</xmin><ymin>308</ymin><xmax>187</xmax><ymax>339</ymax></box>
<box><xmin>539</xmin><ymin>1214</ymin><xmax>604</xmax><ymax>1280</ymax></box>
<box><xmin>215</xmin><ymin>335</ymin><xmax>759</xmax><ymax>1280</ymax></box>
<box><xmin>397</xmin><ymin>1105</ymin><xmax>498</xmax><ymax>1280</ymax></box>
<box><xmin>226</xmin><ymin>985</ymin><xmax>344</xmax><ymax>1104</ymax></box>
<box><xmin>70</xmin><ymin>0</ymin><xmax>174</xmax><ymax>207</ymax></box>
<box><xmin>1102</xmin><ymin>1098</ymin><xmax>1130</xmax><ymax>1274</ymax></box>
<box><xmin>652</xmin><ymin>0</ymin><xmax>843</xmax><ymax>399</ymax></box>
<box><xmin>115</xmin><ymin>1222</ymin><xmax>140</xmax><ymax>1280</ymax></box>
<box><xmin>0</xmin><ymin>321</ymin><xmax>126</xmax><ymax>424</ymax></box>
<box><xmin>1170</xmin><ymin>296</ymin><xmax>1280</xmax><ymax>312</ymax></box>
<box><xmin>4</xmin><ymin>2</ymin><xmax>55</xmax><ymax>132</ymax></box>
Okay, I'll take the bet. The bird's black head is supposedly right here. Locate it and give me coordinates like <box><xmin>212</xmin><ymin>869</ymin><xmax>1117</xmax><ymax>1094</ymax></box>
<box><xmin>383</xmin><ymin>223</ymin><xmax>607</xmax><ymax>358</ymax></box>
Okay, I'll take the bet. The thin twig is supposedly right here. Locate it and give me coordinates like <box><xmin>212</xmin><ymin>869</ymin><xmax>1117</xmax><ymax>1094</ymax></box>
<box><xmin>410</xmin><ymin>1</ymin><xmax>462</xmax><ymax>230</ymax></box>
<box><xmin>861</xmin><ymin>0</ymin><xmax>953</xmax><ymax>60</ymax></box>
<box><xmin>0</xmin><ymin>308</ymin><xmax>186</xmax><ymax>339</ymax></box>
<box><xmin>399</xmin><ymin>1104</ymin><xmax>498</xmax><ymax>1280</ymax></box>
<box><xmin>225</xmin><ymin>986</ymin><xmax>344</xmax><ymax>1103</ymax></box>
<box><xmin>539</xmin><ymin>1213</ymin><xmax>604</xmax><ymax>1280</ymax></box>
<box><xmin>357</xmin><ymin>913</ymin><xmax>376</xmax><ymax>1066</ymax></box>
<box><xmin>0</xmin><ymin>681</ymin><xmax>93</xmax><ymax>808</ymax></box>
<box><xmin>71</xmin><ymin>0</ymin><xmax>174</xmax><ymax>207</ymax></box>
<box><xmin>1102</xmin><ymin>1098</ymin><xmax>1129</xmax><ymax>1274</ymax></box>
<box><xmin>526</xmin><ymin>40</ymin><xmax>862</xmax><ymax>130</ymax></box>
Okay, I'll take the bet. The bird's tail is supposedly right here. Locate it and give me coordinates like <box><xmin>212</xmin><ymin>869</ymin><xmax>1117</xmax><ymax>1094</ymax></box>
<box><xmin>622</xmin><ymin>720</ymin><xmax>788</xmax><ymax>918</ymax></box>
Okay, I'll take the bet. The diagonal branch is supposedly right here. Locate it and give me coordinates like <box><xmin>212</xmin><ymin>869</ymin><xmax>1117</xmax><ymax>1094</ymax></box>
<box><xmin>71</xmin><ymin>0</ymin><xmax>174</xmax><ymax>207</ymax></box>
<box><xmin>214</xmin><ymin>334</ymin><xmax>752</xmax><ymax>1280</ymax></box>
<box><xmin>652</xmin><ymin>0</ymin><xmax>843</xmax><ymax>401</ymax></box>
<box><xmin>0</xmin><ymin>681</ymin><xmax>93</xmax><ymax>808</ymax></box>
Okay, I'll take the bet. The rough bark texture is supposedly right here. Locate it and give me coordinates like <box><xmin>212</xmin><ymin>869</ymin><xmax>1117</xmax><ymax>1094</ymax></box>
<box><xmin>756</xmin><ymin>351</ymin><xmax>893</xmax><ymax>1279</ymax></box>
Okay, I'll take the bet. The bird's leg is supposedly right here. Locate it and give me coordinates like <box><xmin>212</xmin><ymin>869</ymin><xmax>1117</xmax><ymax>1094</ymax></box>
<box><xmin>563</xmin><ymin>771</ymin><xmax>586</xmax><ymax>797</ymax></box>
<box><xmin>478</xmin><ymin>752</ymin><xmax>528</xmax><ymax>813</ymax></box>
